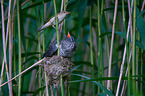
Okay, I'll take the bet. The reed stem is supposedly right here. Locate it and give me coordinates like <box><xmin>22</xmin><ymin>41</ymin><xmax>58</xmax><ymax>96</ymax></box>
<box><xmin>107</xmin><ymin>0</ymin><xmax>118</xmax><ymax>90</ymax></box>
<box><xmin>17</xmin><ymin>0</ymin><xmax>22</xmax><ymax>95</ymax></box>
<box><xmin>53</xmin><ymin>0</ymin><xmax>60</xmax><ymax>56</ymax></box>
<box><xmin>53</xmin><ymin>0</ymin><xmax>64</xmax><ymax>96</ymax></box>
<box><xmin>132</xmin><ymin>0</ymin><xmax>137</xmax><ymax>95</ymax></box>
<box><xmin>97</xmin><ymin>0</ymin><xmax>102</xmax><ymax>93</ymax></box>
<box><xmin>89</xmin><ymin>6</ymin><xmax>95</xmax><ymax>96</ymax></box>
<box><xmin>116</xmin><ymin>0</ymin><xmax>129</xmax><ymax>95</ymax></box>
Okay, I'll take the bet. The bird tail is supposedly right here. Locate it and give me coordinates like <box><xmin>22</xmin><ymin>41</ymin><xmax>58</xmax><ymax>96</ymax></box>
<box><xmin>37</xmin><ymin>22</ymin><xmax>51</xmax><ymax>32</ymax></box>
<box><xmin>37</xmin><ymin>27</ymin><xmax>43</xmax><ymax>32</ymax></box>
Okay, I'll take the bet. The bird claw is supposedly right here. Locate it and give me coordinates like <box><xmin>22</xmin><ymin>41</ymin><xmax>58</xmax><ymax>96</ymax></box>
<box><xmin>52</xmin><ymin>25</ymin><xmax>56</xmax><ymax>28</ymax></box>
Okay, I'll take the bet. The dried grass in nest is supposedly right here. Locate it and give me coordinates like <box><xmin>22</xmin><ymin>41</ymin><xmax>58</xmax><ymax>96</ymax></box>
<box><xmin>40</xmin><ymin>56</ymin><xmax>74</xmax><ymax>87</ymax></box>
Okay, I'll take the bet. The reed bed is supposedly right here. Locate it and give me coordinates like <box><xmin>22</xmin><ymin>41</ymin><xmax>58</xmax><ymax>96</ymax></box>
<box><xmin>0</xmin><ymin>0</ymin><xmax>145</xmax><ymax>96</ymax></box>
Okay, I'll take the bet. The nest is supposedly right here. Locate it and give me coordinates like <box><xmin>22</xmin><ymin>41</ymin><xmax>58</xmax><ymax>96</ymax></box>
<box><xmin>40</xmin><ymin>56</ymin><xmax>73</xmax><ymax>87</ymax></box>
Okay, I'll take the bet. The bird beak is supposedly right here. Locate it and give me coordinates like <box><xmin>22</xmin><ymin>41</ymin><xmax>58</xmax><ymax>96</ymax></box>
<box><xmin>67</xmin><ymin>32</ymin><xmax>71</xmax><ymax>38</ymax></box>
<box><xmin>65</xmin><ymin>11</ymin><xmax>70</xmax><ymax>14</ymax></box>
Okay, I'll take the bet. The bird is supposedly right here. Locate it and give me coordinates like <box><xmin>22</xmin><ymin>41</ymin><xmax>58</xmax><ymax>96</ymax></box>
<box><xmin>43</xmin><ymin>32</ymin><xmax>76</xmax><ymax>58</ymax></box>
<box><xmin>38</xmin><ymin>11</ymin><xmax>70</xmax><ymax>32</ymax></box>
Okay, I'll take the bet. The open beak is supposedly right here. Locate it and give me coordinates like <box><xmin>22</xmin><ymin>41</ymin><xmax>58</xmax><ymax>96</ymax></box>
<box><xmin>67</xmin><ymin>32</ymin><xmax>71</xmax><ymax>38</ymax></box>
<box><xmin>65</xmin><ymin>11</ymin><xmax>70</xmax><ymax>14</ymax></box>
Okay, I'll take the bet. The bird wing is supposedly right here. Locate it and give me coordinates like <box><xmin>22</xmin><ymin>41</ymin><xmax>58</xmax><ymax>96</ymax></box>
<box><xmin>43</xmin><ymin>40</ymin><xmax>58</xmax><ymax>57</ymax></box>
<box><xmin>37</xmin><ymin>17</ymin><xmax>55</xmax><ymax>32</ymax></box>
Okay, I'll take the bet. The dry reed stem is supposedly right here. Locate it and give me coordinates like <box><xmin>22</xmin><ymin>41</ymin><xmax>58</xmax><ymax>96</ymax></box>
<box><xmin>1</xmin><ymin>0</ymin><xmax>12</xmax><ymax>95</ymax></box>
<box><xmin>120</xmin><ymin>50</ymin><xmax>132</xmax><ymax>96</ymax></box>
<box><xmin>0</xmin><ymin>15</ymin><xmax>10</xmax><ymax>89</ymax></box>
<box><xmin>21</xmin><ymin>0</ymin><xmax>30</xmax><ymax>7</ymax></box>
<box><xmin>0</xmin><ymin>58</ymin><xmax>45</xmax><ymax>88</ymax></box>
<box><xmin>128</xmin><ymin>0</ymin><xmax>134</xmax><ymax>41</ymax></box>
<box><xmin>59</xmin><ymin>0</ymin><xmax>64</xmax><ymax>37</ymax></box>
<box><xmin>7</xmin><ymin>0</ymin><xmax>13</xmax><ymax>95</ymax></box>
<box><xmin>11</xmin><ymin>0</ymin><xmax>16</xmax><ymax>32</ymax></box>
<box><xmin>0</xmin><ymin>61</ymin><xmax>5</xmax><ymax>86</ymax></box>
<box><xmin>141</xmin><ymin>0</ymin><xmax>145</xmax><ymax>11</ymax></box>
<box><xmin>115</xmin><ymin>0</ymin><xmax>134</xmax><ymax>95</ymax></box>
<box><xmin>107</xmin><ymin>0</ymin><xmax>118</xmax><ymax>90</ymax></box>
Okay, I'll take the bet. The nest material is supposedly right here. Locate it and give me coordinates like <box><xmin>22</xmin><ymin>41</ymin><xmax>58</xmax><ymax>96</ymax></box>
<box><xmin>41</xmin><ymin>56</ymin><xmax>73</xmax><ymax>87</ymax></box>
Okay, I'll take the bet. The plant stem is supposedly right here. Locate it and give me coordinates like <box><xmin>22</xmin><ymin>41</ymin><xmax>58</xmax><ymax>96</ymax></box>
<box><xmin>107</xmin><ymin>0</ymin><xmax>118</xmax><ymax>91</ymax></box>
<box><xmin>63</xmin><ymin>0</ymin><xmax>66</xmax><ymax>35</ymax></box>
<box><xmin>17</xmin><ymin>0</ymin><xmax>22</xmax><ymax>95</ymax></box>
<box><xmin>0</xmin><ymin>58</ymin><xmax>45</xmax><ymax>87</ymax></box>
<box><xmin>8</xmin><ymin>0</ymin><xmax>13</xmax><ymax>95</ymax></box>
<box><xmin>60</xmin><ymin>75</ymin><xmax>64</xmax><ymax>96</ymax></box>
<box><xmin>140</xmin><ymin>2</ymin><xmax>145</xmax><ymax>95</ymax></box>
<box><xmin>89</xmin><ymin>6</ymin><xmax>95</xmax><ymax>96</ymax></box>
<box><xmin>140</xmin><ymin>49</ymin><xmax>143</xmax><ymax>96</ymax></box>
<box><xmin>97</xmin><ymin>0</ymin><xmax>102</xmax><ymax>93</ymax></box>
<box><xmin>37</xmin><ymin>5</ymin><xmax>42</xmax><ymax>96</ymax></box>
<box><xmin>53</xmin><ymin>0</ymin><xmax>60</xmax><ymax>56</ymax></box>
<box><xmin>43</xmin><ymin>2</ymin><xmax>48</xmax><ymax>96</ymax></box>
<box><xmin>53</xmin><ymin>0</ymin><xmax>64</xmax><ymax>96</ymax></box>
<box><xmin>43</xmin><ymin>2</ymin><xmax>46</xmax><ymax>53</ymax></box>
<box><xmin>127</xmin><ymin>0</ymin><xmax>134</xmax><ymax>95</ymax></box>
<box><xmin>38</xmin><ymin>30</ymin><xmax>42</xmax><ymax>96</ymax></box>
<box><xmin>100</xmin><ymin>0</ymin><xmax>104</xmax><ymax>87</ymax></box>
<box><xmin>132</xmin><ymin>0</ymin><xmax>137</xmax><ymax>95</ymax></box>
<box><xmin>1</xmin><ymin>0</ymin><xmax>12</xmax><ymax>95</ymax></box>
<box><xmin>116</xmin><ymin>0</ymin><xmax>129</xmax><ymax>95</ymax></box>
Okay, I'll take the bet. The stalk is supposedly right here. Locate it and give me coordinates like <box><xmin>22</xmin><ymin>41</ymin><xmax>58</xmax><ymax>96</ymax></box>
<box><xmin>43</xmin><ymin>2</ymin><xmax>48</xmax><ymax>95</ymax></box>
<box><xmin>60</xmin><ymin>75</ymin><xmax>64</xmax><ymax>96</ymax></box>
<box><xmin>0</xmin><ymin>58</ymin><xmax>45</xmax><ymax>87</ymax></box>
<box><xmin>13</xmin><ymin>28</ymin><xmax>17</xmax><ymax>95</ymax></box>
<box><xmin>59</xmin><ymin>0</ymin><xmax>64</xmax><ymax>38</ymax></box>
<box><xmin>12</xmin><ymin>0</ymin><xmax>16</xmax><ymax>74</ymax></box>
<box><xmin>1</xmin><ymin>0</ymin><xmax>12</xmax><ymax>95</ymax></box>
<box><xmin>63</xmin><ymin>0</ymin><xmax>66</xmax><ymax>35</ymax></box>
<box><xmin>97</xmin><ymin>0</ymin><xmax>102</xmax><ymax>93</ymax></box>
<box><xmin>115</xmin><ymin>0</ymin><xmax>129</xmax><ymax>95</ymax></box>
<box><xmin>89</xmin><ymin>6</ymin><xmax>95</xmax><ymax>96</ymax></box>
<box><xmin>104</xmin><ymin>0</ymin><xmax>110</xmax><ymax>86</ymax></box>
<box><xmin>100</xmin><ymin>0</ymin><xmax>104</xmax><ymax>87</ymax></box>
<box><xmin>136</xmin><ymin>29</ymin><xmax>139</xmax><ymax>95</ymax></box>
<box><xmin>53</xmin><ymin>0</ymin><xmax>60</xmax><ymax>56</ymax></box>
<box><xmin>37</xmin><ymin>4</ymin><xmax>42</xmax><ymax>96</ymax></box>
<box><xmin>107</xmin><ymin>0</ymin><xmax>118</xmax><ymax>90</ymax></box>
<box><xmin>8</xmin><ymin>0</ymin><xmax>13</xmax><ymax>95</ymax></box>
<box><xmin>38</xmin><ymin>27</ymin><xmax>42</xmax><ymax>96</ymax></box>
<box><xmin>17</xmin><ymin>0</ymin><xmax>22</xmax><ymax>95</ymax></box>
<box><xmin>140</xmin><ymin>49</ymin><xmax>143</xmax><ymax>96</ymax></box>
<box><xmin>12</xmin><ymin>0</ymin><xmax>17</xmax><ymax>94</ymax></box>
<box><xmin>139</xmin><ymin>2</ymin><xmax>145</xmax><ymax>96</ymax></box>
<box><xmin>141</xmin><ymin>0</ymin><xmax>145</xmax><ymax>11</ymax></box>
<box><xmin>127</xmin><ymin>0</ymin><xmax>134</xmax><ymax>95</ymax></box>
<box><xmin>43</xmin><ymin>2</ymin><xmax>46</xmax><ymax>53</ymax></box>
<box><xmin>132</xmin><ymin>0</ymin><xmax>137</xmax><ymax>95</ymax></box>
<box><xmin>53</xmin><ymin>0</ymin><xmax>64</xmax><ymax>96</ymax></box>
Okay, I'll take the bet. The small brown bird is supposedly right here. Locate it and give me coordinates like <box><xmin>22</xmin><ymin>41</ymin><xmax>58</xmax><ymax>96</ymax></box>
<box><xmin>38</xmin><ymin>11</ymin><xmax>70</xmax><ymax>32</ymax></box>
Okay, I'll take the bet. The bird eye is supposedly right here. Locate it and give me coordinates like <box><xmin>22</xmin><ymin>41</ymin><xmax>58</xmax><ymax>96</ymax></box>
<box><xmin>71</xmin><ymin>37</ymin><xmax>74</xmax><ymax>41</ymax></box>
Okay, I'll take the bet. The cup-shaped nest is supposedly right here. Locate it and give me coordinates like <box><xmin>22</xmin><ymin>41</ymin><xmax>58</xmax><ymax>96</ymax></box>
<box><xmin>41</xmin><ymin>56</ymin><xmax>73</xmax><ymax>87</ymax></box>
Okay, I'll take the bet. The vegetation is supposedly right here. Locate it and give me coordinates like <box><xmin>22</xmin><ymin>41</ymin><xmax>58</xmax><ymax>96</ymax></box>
<box><xmin>0</xmin><ymin>0</ymin><xmax>145</xmax><ymax>96</ymax></box>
